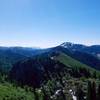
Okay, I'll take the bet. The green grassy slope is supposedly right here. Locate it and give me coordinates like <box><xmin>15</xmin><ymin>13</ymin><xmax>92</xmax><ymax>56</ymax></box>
<box><xmin>0</xmin><ymin>82</ymin><xmax>34</xmax><ymax>100</ymax></box>
<box><xmin>54</xmin><ymin>53</ymin><xmax>100</xmax><ymax>73</ymax></box>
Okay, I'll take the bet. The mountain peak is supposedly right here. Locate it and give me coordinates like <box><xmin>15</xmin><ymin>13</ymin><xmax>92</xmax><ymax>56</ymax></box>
<box><xmin>60</xmin><ymin>42</ymin><xmax>74</xmax><ymax>48</ymax></box>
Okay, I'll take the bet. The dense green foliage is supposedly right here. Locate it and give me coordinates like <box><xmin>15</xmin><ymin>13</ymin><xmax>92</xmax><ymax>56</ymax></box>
<box><xmin>0</xmin><ymin>83</ymin><xmax>34</xmax><ymax>100</ymax></box>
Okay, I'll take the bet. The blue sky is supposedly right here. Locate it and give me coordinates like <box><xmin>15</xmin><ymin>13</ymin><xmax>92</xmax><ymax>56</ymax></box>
<box><xmin>0</xmin><ymin>0</ymin><xmax>100</xmax><ymax>48</ymax></box>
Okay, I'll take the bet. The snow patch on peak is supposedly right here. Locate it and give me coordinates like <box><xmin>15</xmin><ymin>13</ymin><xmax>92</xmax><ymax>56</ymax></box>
<box><xmin>60</xmin><ymin>42</ymin><xmax>74</xmax><ymax>48</ymax></box>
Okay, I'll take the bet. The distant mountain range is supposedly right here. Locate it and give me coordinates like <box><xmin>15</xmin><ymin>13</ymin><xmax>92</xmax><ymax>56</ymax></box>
<box><xmin>0</xmin><ymin>42</ymin><xmax>100</xmax><ymax>87</ymax></box>
<box><xmin>0</xmin><ymin>42</ymin><xmax>100</xmax><ymax>73</ymax></box>
<box><xmin>0</xmin><ymin>42</ymin><xmax>100</xmax><ymax>59</ymax></box>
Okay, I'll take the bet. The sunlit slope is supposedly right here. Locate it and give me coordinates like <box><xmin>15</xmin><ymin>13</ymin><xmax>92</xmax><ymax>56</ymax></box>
<box><xmin>0</xmin><ymin>83</ymin><xmax>34</xmax><ymax>100</ymax></box>
<box><xmin>54</xmin><ymin>53</ymin><xmax>99</xmax><ymax>72</ymax></box>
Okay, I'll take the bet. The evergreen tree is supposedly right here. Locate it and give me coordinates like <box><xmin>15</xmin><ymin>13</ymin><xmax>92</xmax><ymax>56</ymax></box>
<box><xmin>58</xmin><ymin>72</ymin><xmax>65</xmax><ymax>87</ymax></box>
<box><xmin>97</xmin><ymin>84</ymin><xmax>100</xmax><ymax>100</ymax></box>
<box><xmin>87</xmin><ymin>81</ymin><xmax>96</xmax><ymax>100</ymax></box>
<box><xmin>87</xmin><ymin>81</ymin><xmax>92</xmax><ymax>100</ymax></box>
<box><xmin>33</xmin><ymin>88</ymin><xmax>39</xmax><ymax>100</ymax></box>
<box><xmin>91</xmin><ymin>81</ymin><xmax>96</xmax><ymax>100</ymax></box>
<box><xmin>76</xmin><ymin>85</ymin><xmax>85</xmax><ymax>100</ymax></box>
<box><xmin>92</xmin><ymin>71</ymin><xmax>97</xmax><ymax>79</ymax></box>
<box><xmin>42</xmin><ymin>86</ymin><xmax>51</xmax><ymax>100</ymax></box>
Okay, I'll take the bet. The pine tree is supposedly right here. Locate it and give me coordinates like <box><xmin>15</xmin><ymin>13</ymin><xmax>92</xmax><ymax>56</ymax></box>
<box><xmin>76</xmin><ymin>85</ymin><xmax>85</xmax><ymax>100</ymax></box>
<box><xmin>91</xmin><ymin>81</ymin><xmax>96</xmax><ymax>100</ymax></box>
<box><xmin>97</xmin><ymin>84</ymin><xmax>100</xmax><ymax>100</ymax></box>
<box><xmin>87</xmin><ymin>81</ymin><xmax>92</xmax><ymax>100</ymax></box>
<box><xmin>87</xmin><ymin>81</ymin><xmax>97</xmax><ymax>100</ymax></box>
<box><xmin>92</xmin><ymin>71</ymin><xmax>97</xmax><ymax>79</ymax></box>
<box><xmin>42</xmin><ymin>86</ymin><xmax>50</xmax><ymax>100</ymax></box>
<box><xmin>33</xmin><ymin>88</ymin><xmax>39</xmax><ymax>100</ymax></box>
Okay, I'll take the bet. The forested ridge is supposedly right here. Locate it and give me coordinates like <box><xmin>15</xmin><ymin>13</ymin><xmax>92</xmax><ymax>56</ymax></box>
<box><xmin>0</xmin><ymin>43</ymin><xmax>100</xmax><ymax>100</ymax></box>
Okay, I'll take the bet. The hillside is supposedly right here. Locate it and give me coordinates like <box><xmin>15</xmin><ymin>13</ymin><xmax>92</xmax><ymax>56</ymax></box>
<box><xmin>9</xmin><ymin>51</ymin><xmax>100</xmax><ymax>87</ymax></box>
<box><xmin>0</xmin><ymin>44</ymin><xmax>100</xmax><ymax>74</ymax></box>
<box><xmin>50</xmin><ymin>46</ymin><xmax>100</xmax><ymax>71</ymax></box>
<box><xmin>0</xmin><ymin>47</ymin><xmax>46</xmax><ymax>74</ymax></box>
<box><xmin>8</xmin><ymin>51</ymin><xmax>100</xmax><ymax>100</ymax></box>
<box><xmin>0</xmin><ymin>82</ymin><xmax>34</xmax><ymax>100</ymax></box>
<box><xmin>54</xmin><ymin>53</ymin><xmax>95</xmax><ymax>70</ymax></box>
<box><xmin>9</xmin><ymin>55</ymin><xmax>68</xmax><ymax>87</ymax></box>
<box><xmin>0</xmin><ymin>43</ymin><xmax>100</xmax><ymax>100</ymax></box>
